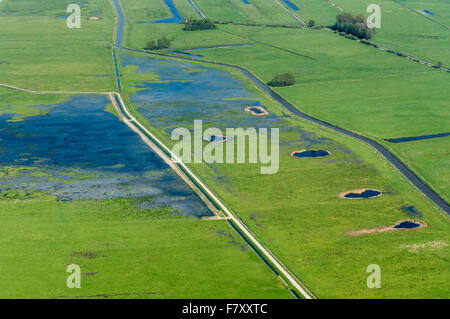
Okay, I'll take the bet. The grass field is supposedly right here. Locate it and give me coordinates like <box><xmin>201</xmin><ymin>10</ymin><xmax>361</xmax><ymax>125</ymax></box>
<box><xmin>0</xmin><ymin>0</ymin><xmax>115</xmax><ymax>91</ymax></box>
<box><xmin>330</xmin><ymin>0</ymin><xmax>449</xmax><ymax>66</ymax></box>
<box><xmin>0</xmin><ymin>198</ymin><xmax>291</xmax><ymax>298</ymax></box>
<box><xmin>193</xmin><ymin>0</ymin><xmax>301</xmax><ymax>25</ymax></box>
<box><xmin>390</xmin><ymin>138</ymin><xmax>450</xmax><ymax>202</ymax></box>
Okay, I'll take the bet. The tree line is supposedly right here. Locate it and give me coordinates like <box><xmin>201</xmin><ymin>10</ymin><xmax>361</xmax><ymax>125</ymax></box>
<box><xmin>183</xmin><ymin>18</ymin><xmax>216</xmax><ymax>31</ymax></box>
<box><xmin>145</xmin><ymin>38</ymin><xmax>171</xmax><ymax>50</ymax></box>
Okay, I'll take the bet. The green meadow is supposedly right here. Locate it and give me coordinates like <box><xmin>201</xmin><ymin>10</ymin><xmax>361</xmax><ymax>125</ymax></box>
<box><xmin>0</xmin><ymin>198</ymin><xmax>290</xmax><ymax>298</ymax></box>
<box><xmin>0</xmin><ymin>0</ymin><xmax>115</xmax><ymax>92</ymax></box>
<box><xmin>193</xmin><ymin>0</ymin><xmax>300</xmax><ymax>25</ymax></box>
<box><xmin>330</xmin><ymin>0</ymin><xmax>449</xmax><ymax>65</ymax></box>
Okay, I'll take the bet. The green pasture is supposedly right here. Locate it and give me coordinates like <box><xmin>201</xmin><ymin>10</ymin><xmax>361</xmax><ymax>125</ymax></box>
<box><xmin>389</xmin><ymin>137</ymin><xmax>450</xmax><ymax>202</ymax></box>
<box><xmin>0</xmin><ymin>198</ymin><xmax>291</xmax><ymax>298</ymax></box>
<box><xmin>0</xmin><ymin>0</ymin><xmax>115</xmax><ymax>92</ymax></box>
<box><xmin>193</xmin><ymin>0</ymin><xmax>300</xmax><ymax>25</ymax></box>
<box><xmin>330</xmin><ymin>0</ymin><xmax>449</xmax><ymax>65</ymax></box>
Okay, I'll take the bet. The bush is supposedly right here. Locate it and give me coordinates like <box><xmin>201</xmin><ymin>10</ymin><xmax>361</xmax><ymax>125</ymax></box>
<box><xmin>157</xmin><ymin>38</ymin><xmax>171</xmax><ymax>49</ymax></box>
<box><xmin>145</xmin><ymin>38</ymin><xmax>171</xmax><ymax>50</ymax></box>
<box><xmin>307</xmin><ymin>20</ymin><xmax>315</xmax><ymax>27</ymax></box>
<box><xmin>268</xmin><ymin>73</ymin><xmax>296</xmax><ymax>87</ymax></box>
<box><xmin>183</xmin><ymin>18</ymin><xmax>216</xmax><ymax>31</ymax></box>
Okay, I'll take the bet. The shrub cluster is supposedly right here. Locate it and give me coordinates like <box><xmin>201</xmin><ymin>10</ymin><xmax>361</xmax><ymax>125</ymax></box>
<box><xmin>183</xmin><ymin>18</ymin><xmax>216</xmax><ymax>31</ymax></box>
<box><xmin>333</xmin><ymin>13</ymin><xmax>375</xmax><ymax>40</ymax></box>
<box><xmin>268</xmin><ymin>73</ymin><xmax>296</xmax><ymax>87</ymax></box>
<box><xmin>145</xmin><ymin>38</ymin><xmax>171</xmax><ymax>50</ymax></box>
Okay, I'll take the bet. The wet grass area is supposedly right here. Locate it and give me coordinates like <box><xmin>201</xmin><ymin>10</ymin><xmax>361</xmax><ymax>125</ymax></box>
<box><xmin>121</xmin><ymin>54</ymin><xmax>352</xmax><ymax>155</ymax></box>
<box><xmin>0</xmin><ymin>94</ymin><xmax>211</xmax><ymax>217</ymax></box>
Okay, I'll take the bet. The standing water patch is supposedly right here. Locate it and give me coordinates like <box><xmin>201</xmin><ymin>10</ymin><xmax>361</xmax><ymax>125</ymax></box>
<box><xmin>204</xmin><ymin>135</ymin><xmax>229</xmax><ymax>143</ymax></box>
<box><xmin>403</xmin><ymin>206</ymin><xmax>423</xmax><ymax>217</ymax></box>
<box><xmin>136</xmin><ymin>0</ymin><xmax>183</xmax><ymax>24</ymax></box>
<box><xmin>339</xmin><ymin>189</ymin><xmax>382</xmax><ymax>199</ymax></box>
<box><xmin>281</xmin><ymin>0</ymin><xmax>299</xmax><ymax>11</ymax></box>
<box><xmin>244</xmin><ymin>106</ymin><xmax>268</xmax><ymax>116</ymax></box>
<box><xmin>290</xmin><ymin>149</ymin><xmax>330</xmax><ymax>158</ymax></box>
<box><xmin>393</xmin><ymin>221</ymin><xmax>421</xmax><ymax>229</ymax></box>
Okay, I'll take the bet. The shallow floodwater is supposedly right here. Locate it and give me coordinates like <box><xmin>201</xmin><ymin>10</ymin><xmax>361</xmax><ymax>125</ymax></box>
<box><xmin>121</xmin><ymin>54</ymin><xmax>350</xmax><ymax>159</ymax></box>
<box><xmin>0</xmin><ymin>95</ymin><xmax>211</xmax><ymax>217</ymax></box>
<box><xmin>344</xmin><ymin>189</ymin><xmax>381</xmax><ymax>199</ymax></box>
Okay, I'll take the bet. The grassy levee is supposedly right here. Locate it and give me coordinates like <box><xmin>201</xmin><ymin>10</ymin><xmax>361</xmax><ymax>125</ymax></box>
<box><xmin>117</xmin><ymin>49</ymin><xmax>450</xmax><ymax>298</ymax></box>
<box><xmin>125</xmin><ymin>23</ymin><xmax>449</xmax><ymax>204</ymax></box>
<box><xmin>0</xmin><ymin>0</ymin><xmax>115</xmax><ymax>92</ymax></box>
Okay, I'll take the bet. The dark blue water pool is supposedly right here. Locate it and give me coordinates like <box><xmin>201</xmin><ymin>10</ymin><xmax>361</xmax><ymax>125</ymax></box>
<box><xmin>0</xmin><ymin>95</ymin><xmax>211</xmax><ymax>217</ymax></box>
<box><xmin>281</xmin><ymin>0</ymin><xmax>299</xmax><ymax>11</ymax></box>
<box><xmin>291</xmin><ymin>150</ymin><xmax>330</xmax><ymax>158</ymax></box>
<box><xmin>393</xmin><ymin>221</ymin><xmax>421</xmax><ymax>229</ymax></box>
<box><xmin>242</xmin><ymin>0</ymin><xmax>250</xmax><ymax>4</ymax></box>
<box><xmin>423</xmin><ymin>9</ymin><xmax>435</xmax><ymax>16</ymax></box>
<box><xmin>246</xmin><ymin>107</ymin><xmax>265</xmax><ymax>115</ymax></box>
<box><xmin>386</xmin><ymin>132</ymin><xmax>449</xmax><ymax>143</ymax></box>
<box><xmin>344</xmin><ymin>189</ymin><xmax>381</xmax><ymax>199</ymax></box>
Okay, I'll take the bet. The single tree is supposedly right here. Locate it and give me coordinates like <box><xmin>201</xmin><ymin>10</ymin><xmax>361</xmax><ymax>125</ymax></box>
<box><xmin>268</xmin><ymin>73</ymin><xmax>296</xmax><ymax>87</ymax></box>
